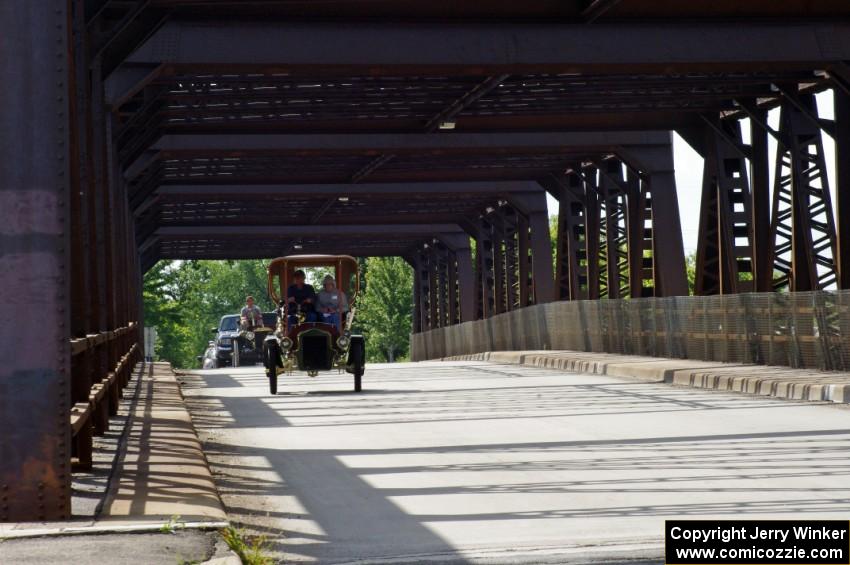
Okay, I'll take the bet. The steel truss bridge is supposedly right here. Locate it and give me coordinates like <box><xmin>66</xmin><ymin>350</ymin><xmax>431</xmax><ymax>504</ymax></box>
<box><xmin>2</xmin><ymin>1</ymin><xmax>850</xmax><ymax>521</ymax></box>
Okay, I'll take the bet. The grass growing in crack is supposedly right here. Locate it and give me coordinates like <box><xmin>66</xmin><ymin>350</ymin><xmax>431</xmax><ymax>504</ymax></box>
<box><xmin>221</xmin><ymin>526</ymin><xmax>273</xmax><ymax>565</ymax></box>
<box><xmin>159</xmin><ymin>514</ymin><xmax>184</xmax><ymax>534</ymax></box>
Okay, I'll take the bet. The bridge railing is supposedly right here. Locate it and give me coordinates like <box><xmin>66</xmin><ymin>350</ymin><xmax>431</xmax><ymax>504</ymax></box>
<box><xmin>68</xmin><ymin>322</ymin><xmax>142</xmax><ymax>470</ymax></box>
<box><xmin>411</xmin><ymin>291</ymin><xmax>850</xmax><ymax>371</ymax></box>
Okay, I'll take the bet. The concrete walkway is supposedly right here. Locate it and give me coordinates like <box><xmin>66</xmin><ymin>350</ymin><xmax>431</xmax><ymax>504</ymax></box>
<box><xmin>182</xmin><ymin>362</ymin><xmax>850</xmax><ymax>564</ymax></box>
<box><xmin>444</xmin><ymin>351</ymin><xmax>850</xmax><ymax>403</ymax></box>
<box><xmin>99</xmin><ymin>362</ymin><xmax>227</xmax><ymax>525</ymax></box>
<box><xmin>1</xmin><ymin>362</ymin><xmax>226</xmax><ymax>540</ymax></box>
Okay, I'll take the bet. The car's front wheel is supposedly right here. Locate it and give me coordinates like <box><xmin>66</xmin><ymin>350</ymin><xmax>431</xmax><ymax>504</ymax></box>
<box><xmin>347</xmin><ymin>336</ymin><xmax>365</xmax><ymax>392</ymax></box>
<box><xmin>264</xmin><ymin>340</ymin><xmax>281</xmax><ymax>395</ymax></box>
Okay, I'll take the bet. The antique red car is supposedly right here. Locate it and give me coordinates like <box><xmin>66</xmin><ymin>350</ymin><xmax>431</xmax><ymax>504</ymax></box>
<box><xmin>262</xmin><ymin>255</ymin><xmax>365</xmax><ymax>394</ymax></box>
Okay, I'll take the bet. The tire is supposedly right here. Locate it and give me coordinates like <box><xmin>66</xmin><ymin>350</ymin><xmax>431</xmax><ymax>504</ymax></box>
<box><xmin>268</xmin><ymin>371</ymin><xmax>278</xmax><ymax>395</ymax></box>
<box><xmin>264</xmin><ymin>340</ymin><xmax>281</xmax><ymax>395</ymax></box>
<box><xmin>347</xmin><ymin>336</ymin><xmax>365</xmax><ymax>392</ymax></box>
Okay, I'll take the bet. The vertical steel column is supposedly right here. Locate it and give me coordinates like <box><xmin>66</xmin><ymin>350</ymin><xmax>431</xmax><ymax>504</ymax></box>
<box><xmin>435</xmin><ymin>243</ymin><xmax>449</xmax><ymax>328</ymax></box>
<box><xmin>68</xmin><ymin>0</ymin><xmax>93</xmax><ymax>416</ymax></box>
<box><xmin>455</xmin><ymin>241</ymin><xmax>476</xmax><ymax>323</ymax></box>
<box><xmin>476</xmin><ymin>218</ymin><xmax>495</xmax><ymax>318</ymax></box>
<box><xmin>634</xmin><ymin>175</ymin><xmax>656</xmax><ymax>297</ymax></box>
<box><xmin>0</xmin><ymin>2</ymin><xmax>72</xmax><ymax>520</ymax></box>
<box><xmin>749</xmin><ymin>107</ymin><xmax>774</xmax><ymax>292</ymax></box>
<box><xmin>553</xmin><ymin>173</ymin><xmax>587</xmax><ymax>300</ymax></box>
<box><xmin>428</xmin><ymin>246</ymin><xmax>439</xmax><ymax>328</ymax></box>
<box><xmin>638</xmin><ymin>138</ymin><xmax>689</xmax><ymax>296</ymax></box>
<box><xmin>836</xmin><ymin>87</ymin><xmax>850</xmax><ymax>289</ymax></box>
<box><xmin>418</xmin><ymin>249</ymin><xmax>432</xmax><ymax>331</ymax></box>
<box><xmin>694</xmin><ymin>119</ymin><xmax>755</xmax><ymax>295</ymax></box>
<box><xmin>515</xmin><ymin>191</ymin><xmax>557</xmax><ymax>304</ymax></box>
<box><xmin>769</xmin><ymin>96</ymin><xmax>838</xmax><ymax>291</ymax></box>
<box><xmin>446</xmin><ymin>249</ymin><xmax>459</xmax><ymax>324</ymax></box>
<box><xmin>517</xmin><ymin>214</ymin><xmax>532</xmax><ymax>307</ymax></box>
<box><xmin>411</xmin><ymin>257</ymin><xmax>422</xmax><ymax>333</ymax></box>
<box><xmin>501</xmin><ymin>206</ymin><xmax>519</xmax><ymax>311</ymax></box>
<box><xmin>492</xmin><ymin>217</ymin><xmax>506</xmax><ymax>314</ymax></box>
<box><xmin>598</xmin><ymin>160</ymin><xmax>629</xmax><ymax>299</ymax></box>
<box><xmin>583</xmin><ymin>169</ymin><xmax>602</xmax><ymax>300</ymax></box>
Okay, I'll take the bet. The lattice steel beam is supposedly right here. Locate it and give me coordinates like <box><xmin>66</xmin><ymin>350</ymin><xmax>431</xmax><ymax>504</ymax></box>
<box><xmin>694</xmin><ymin>118</ymin><xmax>755</xmax><ymax>295</ymax></box>
<box><xmin>127</xmin><ymin>20</ymin><xmax>850</xmax><ymax>70</ymax></box>
<box><xmin>769</xmin><ymin>95</ymin><xmax>839</xmax><ymax>291</ymax></box>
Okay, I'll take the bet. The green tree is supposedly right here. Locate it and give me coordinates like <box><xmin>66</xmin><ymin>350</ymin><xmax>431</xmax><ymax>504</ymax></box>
<box><xmin>685</xmin><ymin>251</ymin><xmax>696</xmax><ymax>295</ymax></box>
<box><xmin>143</xmin><ymin>259</ymin><xmax>271</xmax><ymax>368</ymax></box>
<box><xmin>356</xmin><ymin>257</ymin><xmax>413</xmax><ymax>362</ymax></box>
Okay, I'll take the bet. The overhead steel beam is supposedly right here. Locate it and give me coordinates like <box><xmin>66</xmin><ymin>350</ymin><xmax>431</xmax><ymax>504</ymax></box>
<box><xmin>149</xmin><ymin>131</ymin><xmax>671</xmax><ymax>152</ymax></box>
<box><xmin>126</xmin><ymin>20</ymin><xmax>850</xmax><ymax>70</ymax></box>
<box><xmin>582</xmin><ymin>0</ymin><xmax>623</xmax><ymax>23</ymax></box>
<box><xmin>424</xmin><ymin>74</ymin><xmax>510</xmax><ymax>132</ymax></box>
<box><xmin>157</xmin><ymin>181</ymin><xmax>544</xmax><ymax>197</ymax></box>
<box><xmin>156</xmin><ymin>224</ymin><xmax>466</xmax><ymax>238</ymax></box>
<box><xmin>104</xmin><ymin>64</ymin><xmax>162</xmax><ymax>107</ymax></box>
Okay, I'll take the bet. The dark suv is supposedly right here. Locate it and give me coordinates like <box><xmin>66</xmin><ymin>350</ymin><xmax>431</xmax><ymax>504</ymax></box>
<box><xmin>213</xmin><ymin>312</ymin><xmax>277</xmax><ymax>367</ymax></box>
<box><xmin>212</xmin><ymin>314</ymin><xmax>240</xmax><ymax>367</ymax></box>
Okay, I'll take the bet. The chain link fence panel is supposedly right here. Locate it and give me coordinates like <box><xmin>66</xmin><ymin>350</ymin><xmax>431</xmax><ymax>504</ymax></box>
<box><xmin>410</xmin><ymin>291</ymin><xmax>850</xmax><ymax>371</ymax></box>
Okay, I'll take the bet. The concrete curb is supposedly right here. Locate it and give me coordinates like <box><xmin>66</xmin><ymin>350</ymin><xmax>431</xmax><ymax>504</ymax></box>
<box><xmin>442</xmin><ymin>351</ymin><xmax>850</xmax><ymax>403</ymax></box>
<box><xmin>0</xmin><ymin>520</ymin><xmax>229</xmax><ymax>540</ymax></box>
<box><xmin>99</xmin><ymin>363</ymin><xmax>229</xmax><ymax>523</ymax></box>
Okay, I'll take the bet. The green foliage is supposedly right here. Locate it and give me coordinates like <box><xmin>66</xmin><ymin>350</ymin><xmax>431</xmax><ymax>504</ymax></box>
<box><xmin>144</xmin><ymin>256</ymin><xmax>416</xmax><ymax>368</ymax></box>
<box><xmin>549</xmin><ymin>214</ymin><xmax>558</xmax><ymax>273</ymax></box>
<box><xmin>221</xmin><ymin>526</ymin><xmax>273</xmax><ymax>565</ymax></box>
<box><xmin>685</xmin><ymin>251</ymin><xmax>696</xmax><ymax>295</ymax></box>
<box><xmin>355</xmin><ymin>256</ymin><xmax>413</xmax><ymax>363</ymax></box>
<box><xmin>143</xmin><ymin>260</ymin><xmax>271</xmax><ymax>368</ymax></box>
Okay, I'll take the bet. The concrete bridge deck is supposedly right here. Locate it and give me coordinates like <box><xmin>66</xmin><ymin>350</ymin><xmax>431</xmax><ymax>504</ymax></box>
<box><xmin>180</xmin><ymin>361</ymin><xmax>850</xmax><ymax>564</ymax></box>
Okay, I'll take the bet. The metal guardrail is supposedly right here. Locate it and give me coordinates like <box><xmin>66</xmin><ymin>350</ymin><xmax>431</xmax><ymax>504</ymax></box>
<box><xmin>411</xmin><ymin>291</ymin><xmax>850</xmax><ymax>371</ymax></box>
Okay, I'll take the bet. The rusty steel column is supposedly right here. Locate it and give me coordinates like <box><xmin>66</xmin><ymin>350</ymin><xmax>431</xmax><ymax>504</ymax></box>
<box><xmin>636</xmin><ymin>138</ymin><xmax>689</xmax><ymax>296</ymax></box>
<box><xmin>694</xmin><ymin>119</ymin><xmax>755</xmax><ymax>295</ymax></box>
<box><xmin>491</xmin><ymin>216</ymin><xmax>506</xmax><ymax>315</ymax></box>
<box><xmin>428</xmin><ymin>245</ymin><xmax>439</xmax><ymax>328</ymax></box>
<box><xmin>435</xmin><ymin>244</ymin><xmax>449</xmax><ymax>327</ymax></box>
<box><xmin>517</xmin><ymin>192</ymin><xmax>557</xmax><ymax>304</ymax></box>
<box><xmin>476</xmin><ymin>218</ymin><xmax>495</xmax><ymax>318</ymax></box>
<box><xmin>446</xmin><ymin>249</ymin><xmax>459</xmax><ymax>324</ymax></box>
<box><xmin>769</xmin><ymin>96</ymin><xmax>838</xmax><ymax>291</ymax></box>
<box><xmin>0</xmin><ymin>2</ymin><xmax>72</xmax><ymax>520</ymax></box>
<box><xmin>455</xmin><ymin>243</ymin><xmax>476</xmax><ymax>323</ymax></box>
<box><xmin>583</xmin><ymin>169</ymin><xmax>602</xmax><ymax>300</ymax></box>
<box><xmin>417</xmin><ymin>250</ymin><xmax>432</xmax><ymax>331</ymax></box>
<box><xmin>749</xmin><ymin>107</ymin><xmax>774</xmax><ymax>292</ymax></box>
<box><xmin>552</xmin><ymin>173</ymin><xmax>586</xmax><ymax>300</ymax></box>
<box><xmin>517</xmin><ymin>214</ymin><xmax>532</xmax><ymax>307</ymax></box>
<box><xmin>410</xmin><ymin>257</ymin><xmax>422</xmax><ymax>333</ymax></box>
<box><xmin>625</xmin><ymin>168</ymin><xmax>645</xmax><ymax>298</ymax></box>
<box><xmin>836</xmin><ymin>87</ymin><xmax>850</xmax><ymax>289</ymax></box>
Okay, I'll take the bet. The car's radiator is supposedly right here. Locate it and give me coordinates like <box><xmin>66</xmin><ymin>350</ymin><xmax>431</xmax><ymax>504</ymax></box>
<box><xmin>300</xmin><ymin>332</ymin><xmax>333</xmax><ymax>371</ymax></box>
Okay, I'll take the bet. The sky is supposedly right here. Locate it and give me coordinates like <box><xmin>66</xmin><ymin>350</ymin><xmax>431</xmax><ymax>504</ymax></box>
<box><xmin>545</xmin><ymin>90</ymin><xmax>838</xmax><ymax>255</ymax></box>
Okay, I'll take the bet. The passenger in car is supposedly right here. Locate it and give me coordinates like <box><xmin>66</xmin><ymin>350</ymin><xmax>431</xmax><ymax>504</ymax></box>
<box><xmin>315</xmin><ymin>275</ymin><xmax>349</xmax><ymax>330</ymax></box>
<box><xmin>287</xmin><ymin>269</ymin><xmax>317</xmax><ymax>328</ymax></box>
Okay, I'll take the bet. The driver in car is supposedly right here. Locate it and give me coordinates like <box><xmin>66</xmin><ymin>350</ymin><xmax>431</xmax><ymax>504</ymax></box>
<box><xmin>240</xmin><ymin>295</ymin><xmax>263</xmax><ymax>329</ymax></box>
<box><xmin>287</xmin><ymin>270</ymin><xmax>317</xmax><ymax>328</ymax></box>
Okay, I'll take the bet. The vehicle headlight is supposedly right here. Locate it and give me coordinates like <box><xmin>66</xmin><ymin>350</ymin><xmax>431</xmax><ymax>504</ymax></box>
<box><xmin>219</xmin><ymin>338</ymin><xmax>231</xmax><ymax>346</ymax></box>
<box><xmin>280</xmin><ymin>337</ymin><xmax>293</xmax><ymax>350</ymax></box>
<box><xmin>336</xmin><ymin>335</ymin><xmax>351</xmax><ymax>350</ymax></box>
<box><xmin>245</xmin><ymin>331</ymin><xmax>255</xmax><ymax>341</ymax></box>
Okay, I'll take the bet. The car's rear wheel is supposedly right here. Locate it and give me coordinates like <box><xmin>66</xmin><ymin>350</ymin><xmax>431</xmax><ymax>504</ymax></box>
<box><xmin>347</xmin><ymin>336</ymin><xmax>365</xmax><ymax>392</ymax></box>
<box><xmin>264</xmin><ymin>340</ymin><xmax>281</xmax><ymax>395</ymax></box>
